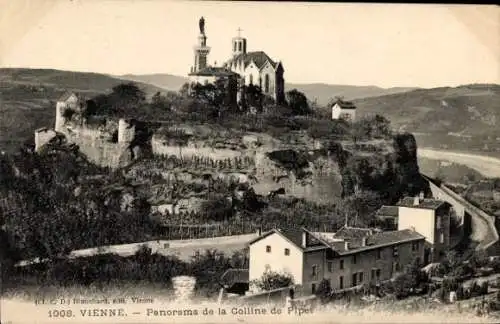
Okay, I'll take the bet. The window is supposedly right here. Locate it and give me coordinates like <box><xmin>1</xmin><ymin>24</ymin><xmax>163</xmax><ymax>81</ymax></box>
<box><xmin>327</xmin><ymin>261</ymin><xmax>333</xmax><ymax>273</ymax></box>
<box><xmin>352</xmin><ymin>255</ymin><xmax>357</xmax><ymax>265</ymax></box>
<box><xmin>249</xmin><ymin>74</ymin><xmax>253</xmax><ymax>85</ymax></box>
<box><xmin>371</xmin><ymin>269</ymin><xmax>376</xmax><ymax>280</ymax></box>
<box><xmin>412</xmin><ymin>242</ymin><xmax>419</xmax><ymax>251</ymax></box>
<box><xmin>339</xmin><ymin>276</ymin><xmax>344</xmax><ymax>289</ymax></box>
<box><xmin>436</xmin><ymin>216</ymin><xmax>442</xmax><ymax>229</ymax></box>
<box><xmin>376</xmin><ymin>249</ymin><xmax>382</xmax><ymax>260</ymax></box>
<box><xmin>440</xmin><ymin>232</ymin><xmax>445</xmax><ymax>244</ymax></box>
<box><xmin>358</xmin><ymin>272</ymin><xmax>364</xmax><ymax>283</ymax></box>
<box><xmin>264</xmin><ymin>74</ymin><xmax>270</xmax><ymax>93</ymax></box>
<box><xmin>352</xmin><ymin>273</ymin><xmax>357</xmax><ymax>287</ymax></box>
<box><xmin>311</xmin><ymin>283</ymin><xmax>316</xmax><ymax>294</ymax></box>
<box><xmin>233</xmin><ymin>42</ymin><xmax>236</xmax><ymax>52</ymax></box>
<box><xmin>393</xmin><ymin>262</ymin><xmax>400</xmax><ymax>273</ymax></box>
<box><xmin>376</xmin><ymin>269</ymin><xmax>381</xmax><ymax>279</ymax></box>
<box><xmin>340</xmin><ymin>259</ymin><xmax>344</xmax><ymax>270</ymax></box>
<box><xmin>284</xmin><ymin>248</ymin><xmax>290</xmax><ymax>256</ymax></box>
<box><xmin>393</xmin><ymin>246</ymin><xmax>399</xmax><ymax>257</ymax></box>
<box><xmin>312</xmin><ymin>265</ymin><xmax>317</xmax><ymax>277</ymax></box>
<box><xmin>266</xmin><ymin>245</ymin><xmax>271</xmax><ymax>253</ymax></box>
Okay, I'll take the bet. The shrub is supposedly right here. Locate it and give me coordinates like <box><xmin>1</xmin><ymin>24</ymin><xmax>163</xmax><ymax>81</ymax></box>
<box><xmin>315</xmin><ymin>279</ymin><xmax>332</xmax><ymax>303</ymax></box>
<box><xmin>251</xmin><ymin>270</ymin><xmax>294</xmax><ymax>291</ymax></box>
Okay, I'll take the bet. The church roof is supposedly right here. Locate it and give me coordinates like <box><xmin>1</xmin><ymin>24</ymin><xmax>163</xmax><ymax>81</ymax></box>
<box><xmin>189</xmin><ymin>67</ymin><xmax>239</xmax><ymax>77</ymax></box>
<box><xmin>226</xmin><ymin>51</ymin><xmax>278</xmax><ymax>70</ymax></box>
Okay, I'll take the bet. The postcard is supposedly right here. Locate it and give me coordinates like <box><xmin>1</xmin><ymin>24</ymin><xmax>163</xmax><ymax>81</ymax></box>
<box><xmin>0</xmin><ymin>1</ymin><xmax>499</xmax><ymax>323</ymax></box>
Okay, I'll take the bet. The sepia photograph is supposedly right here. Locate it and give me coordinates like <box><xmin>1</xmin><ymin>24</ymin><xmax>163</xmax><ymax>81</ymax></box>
<box><xmin>0</xmin><ymin>1</ymin><xmax>499</xmax><ymax>323</ymax></box>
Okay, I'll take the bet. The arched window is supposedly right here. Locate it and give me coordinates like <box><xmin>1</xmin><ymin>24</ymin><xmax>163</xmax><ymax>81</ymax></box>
<box><xmin>249</xmin><ymin>74</ymin><xmax>253</xmax><ymax>85</ymax></box>
<box><xmin>264</xmin><ymin>74</ymin><xmax>270</xmax><ymax>93</ymax></box>
<box><xmin>233</xmin><ymin>41</ymin><xmax>237</xmax><ymax>52</ymax></box>
<box><xmin>238</xmin><ymin>41</ymin><xmax>242</xmax><ymax>52</ymax></box>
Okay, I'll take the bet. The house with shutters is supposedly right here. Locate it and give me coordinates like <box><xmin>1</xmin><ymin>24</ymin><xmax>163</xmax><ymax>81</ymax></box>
<box><xmin>247</xmin><ymin>226</ymin><xmax>425</xmax><ymax>295</ymax></box>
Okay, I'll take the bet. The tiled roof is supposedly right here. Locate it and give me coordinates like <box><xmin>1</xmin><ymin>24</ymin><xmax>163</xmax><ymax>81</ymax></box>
<box><xmin>311</xmin><ymin>229</ymin><xmax>424</xmax><ymax>255</ymax></box>
<box><xmin>333</xmin><ymin>226</ymin><xmax>377</xmax><ymax>240</ymax></box>
<box><xmin>375</xmin><ymin>205</ymin><xmax>400</xmax><ymax>218</ymax></box>
<box><xmin>333</xmin><ymin>99</ymin><xmax>357</xmax><ymax>110</ymax></box>
<box><xmin>366</xmin><ymin>229</ymin><xmax>424</xmax><ymax>247</ymax></box>
<box><xmin>226</xmin><ymin>51</ymin><xmax>278</xmax><ymax>70</ymax></box>
<box><xmin>220</xmin><ymin>269</ymin><xmax>249</xmax><ymax>286</ymax></box>
<box><xmin>189</xmin><ymin>67</ymin><xmax>239</xmax><ymax>77</ymax></box>
<box><xmin>249</xmin><ymin>226</ymin><xmax>423</xmax><ymax>256</ymax></box>
<box><xmin>248</xmin><ymin>227</ymin><xmax>327</xmax><ymax>251</ymax></box>
<box><xmin>398</xmin><ymin>197</ymin><xmax>446</xmax><ymax>210</ymax></box>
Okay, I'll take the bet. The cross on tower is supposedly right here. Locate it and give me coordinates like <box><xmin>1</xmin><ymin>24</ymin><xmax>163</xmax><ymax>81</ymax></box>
<box><xmin>237</xmin><ymin>28</ymin><xmax>243</xmax><ymax>37</ymax></box>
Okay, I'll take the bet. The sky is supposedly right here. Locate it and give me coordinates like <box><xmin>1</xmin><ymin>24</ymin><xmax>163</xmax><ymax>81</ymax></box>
<box><xmin>0</xmin><ymin>1</ymin><xmax>498</xmax><ymax>88</ymax></box>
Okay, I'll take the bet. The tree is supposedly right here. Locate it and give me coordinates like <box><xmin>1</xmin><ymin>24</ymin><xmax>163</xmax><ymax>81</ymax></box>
<box><xmin>251</xmin><ymin>269</ymin><xmax>294</xmax><ymax>291</ymax></box>
<box><xmin>241</xmin><ymin>84</ymin><xmax>264</xmax><ymax>112</ymax></box>
<box><xmin>315</xmin><ymin>278</ymin><xmax>332</xmax><ymax>303</ymax></box>
<box><xmin>285</xmin><ymin>89</ymin><xmax>311</xmax><ymax>115</ymax></box>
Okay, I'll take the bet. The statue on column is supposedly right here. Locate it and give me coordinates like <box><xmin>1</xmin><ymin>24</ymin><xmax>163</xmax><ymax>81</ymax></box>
<box><xmin>199</xmin><ymin>16</ymin><xmax>205</xmax><ymax>34</ymax></box>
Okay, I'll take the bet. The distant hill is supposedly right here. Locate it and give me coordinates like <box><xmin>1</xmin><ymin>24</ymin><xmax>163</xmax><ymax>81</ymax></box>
<box><xmin>353</xmin><ymin>84</ymin><xmax>500</xmax><ymax>137</ymax></box>
<box><xmin>286</xmin><ymin>83</ymin><xmax>417</xmax><ymax>105</ymax></box>
<box><xmin>119</xmin><ymin>73</ymin><xmax>189</xmax><ymax>93</ymax></box>
<box><xmin>118</xmin><ymin>73</ymin><xmax>418</xmax><ymax>104</ymax></box>
<box><xmin>0</xmin><ymin>68</ymin><xmax>164</xmax><ymax>153</ymax></box>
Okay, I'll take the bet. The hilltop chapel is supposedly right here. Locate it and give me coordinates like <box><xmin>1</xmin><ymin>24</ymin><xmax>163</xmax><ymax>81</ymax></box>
<box><xmin>188</xmin><ymin>17</ymin><xmax>285</xmax><ymax>105</ymax></box>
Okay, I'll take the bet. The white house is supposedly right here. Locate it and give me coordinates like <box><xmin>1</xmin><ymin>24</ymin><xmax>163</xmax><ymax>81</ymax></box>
<box><xmin>248</xmin><ymin>226</ymin><xmax>425</xmax><ymax>295</ymax></box>
<box><xmin>331</xmin><ymin>99</ymin><xmax>357</xmax><ymax>122</ymax></box>
<box><xmin>397</xmin><ymin>195</ymin><xmax>452</xmax><ymax>263</ymax></box>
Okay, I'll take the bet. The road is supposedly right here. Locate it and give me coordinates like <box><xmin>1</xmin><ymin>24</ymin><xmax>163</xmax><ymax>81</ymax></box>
<box><xmin>418</xmin><ymin>149</ymin><xmax>500</xmax><ymax>178</ymax></box>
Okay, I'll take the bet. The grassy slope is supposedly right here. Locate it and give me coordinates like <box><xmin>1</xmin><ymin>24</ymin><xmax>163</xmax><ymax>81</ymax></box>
<box><xmin>0</xmin><ymin>68</ymin><xmax>163</xmax><ymax>153</ymax></box>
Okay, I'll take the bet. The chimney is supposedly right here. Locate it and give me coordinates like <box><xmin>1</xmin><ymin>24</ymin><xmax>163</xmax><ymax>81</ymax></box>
<box><xmin>413</xmin><ymin>196</ymin><xmax>420</xmax><ymax>206</ymax></box>
<box><xmin>362</xmin><ymin>237</ymin><xmax>367</xmax><ymax>247</ymax></box>
<box><xmin>302</xmin><ymin>231</ymin><xmax>307</xmax><ymax>248</ymax></box>
<box><xmin>344</xmin><ymin>241</ymin><xmax>349</xmax><ymax>251</ymax></box>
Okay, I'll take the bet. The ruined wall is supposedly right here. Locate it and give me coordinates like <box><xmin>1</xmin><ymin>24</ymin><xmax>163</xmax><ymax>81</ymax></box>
<box><xmin>151</xmin><ymin>135</ymin><xmax>244</xmax><ymax>161</ymax></box>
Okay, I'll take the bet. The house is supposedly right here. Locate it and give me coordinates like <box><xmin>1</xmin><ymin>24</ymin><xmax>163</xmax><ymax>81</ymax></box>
<box><xmin>331</xmin><ymin>99</ymin><xmax>356</xmax><ymax>122</ymax></box>
<box><xmin>396</xmin><ymin>195</ymin><xmax>452</xmax><ymax>263</ymax></box>
<box><xmin>248</xmin><ymin>226</ymin><xmax>425</xmax><ymax>295</ymax></box>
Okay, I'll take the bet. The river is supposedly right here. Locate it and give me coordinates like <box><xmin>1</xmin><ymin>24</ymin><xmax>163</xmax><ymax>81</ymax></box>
<box><xmin>418</xmin><ymin>148</ymin><xmax>500</xmax><ymax>178</ymax></box>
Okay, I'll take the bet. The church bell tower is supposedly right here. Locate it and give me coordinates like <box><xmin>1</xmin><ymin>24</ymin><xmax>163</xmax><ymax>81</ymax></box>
<box><xmin>192</xmin><ymin>17</ymin><xmax>211</xmax><ymax>73</ymax></box>
<box><xmin>231</xmin><ymin>28</ymin><xmax>247</xmax><ymax>57</ymax></box>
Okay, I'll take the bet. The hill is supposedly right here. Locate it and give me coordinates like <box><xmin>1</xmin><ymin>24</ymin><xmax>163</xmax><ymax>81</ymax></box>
<box><xmin>353</xmin><ymin>84</ymin><xmax>500</xmax><ymax>154</ymax></box>
<box><xmin>0</xmin><ymin>68</ymin><xmax>163</xmax><ymax>153</ymax></box>
<box><xmin>118</xmin><ymin>73</ymin><xmax>417</xmax><ymax>104</ymax></box>
<box><xmin>286</xmin><ymin>83</ymin><xmax>417</xmax><ymax>105</ymax></box>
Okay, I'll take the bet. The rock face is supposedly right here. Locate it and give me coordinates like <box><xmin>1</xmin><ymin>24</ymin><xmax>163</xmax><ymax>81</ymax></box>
<box><xmin>338</xmin><ymin>133</ymin><xmax>430</xmax><ymax>203</ymax></box>
<box><xmin>252</xmin><ymin>149</ymin><xmax>343</xmax><ymax>203</ymax></box>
